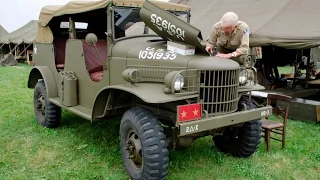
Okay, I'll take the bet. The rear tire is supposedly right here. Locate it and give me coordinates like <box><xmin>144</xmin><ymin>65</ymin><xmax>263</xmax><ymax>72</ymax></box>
<box><xmin>213</xmin><ymin>96</ymin><xmax>262</xmax><ymax>158</ymax></box>
<box><xmin>120</xmin><ymin>107</ymin><xmax>169</xmax><ymax>180</ymax></box>
<box><xmin>33</xmin><ymin>80</ymin><xmax>61</xmax><ymax>128</ymax></box>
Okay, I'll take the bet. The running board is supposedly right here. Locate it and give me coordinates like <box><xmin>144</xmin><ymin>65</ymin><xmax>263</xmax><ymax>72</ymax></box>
<box><xmin>49</xmin><ymin>97</ymin><xmax>92</xmax><ymax>121</ymax></box>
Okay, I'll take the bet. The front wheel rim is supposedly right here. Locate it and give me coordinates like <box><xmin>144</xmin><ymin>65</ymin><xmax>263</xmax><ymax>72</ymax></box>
<box><xmin>125</xmin><ymin>129</ymin><xmax>142</xmax><ymax>168</ymax></box>
<box><xmin>36</xmin><ymin>94</ymin><xmax>46</xmax><ymax>117</ymax></box>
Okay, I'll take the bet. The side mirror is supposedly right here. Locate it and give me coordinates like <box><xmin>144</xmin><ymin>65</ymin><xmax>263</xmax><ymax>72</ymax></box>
<box><xmin>85</xmin><ymin>33</ymin><xmax>98</xmax><ymax>46</ymax></box>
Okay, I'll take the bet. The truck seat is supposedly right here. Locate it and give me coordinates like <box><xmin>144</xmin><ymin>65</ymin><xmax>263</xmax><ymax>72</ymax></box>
<box><xmin>54</xmin><ymin>38</ymin><xmax>68</xmax><ymax>69</ymax></box>
<box><xmin>56</xmin><ymin>63</ymin><xmax>65</xmax><ymax>69</ymax></box>
<box><xmin>81</xmin><ymin>39</ymin><xmax>108</xmax><ymax>82</ymax></box>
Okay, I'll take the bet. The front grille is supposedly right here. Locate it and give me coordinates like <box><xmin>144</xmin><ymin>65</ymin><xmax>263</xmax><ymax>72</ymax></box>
<box><xmin>200</xmin><ymin>70</ymin><xmax>239</xmax><ymax>116</ymax></box>
<box><xmin>137</xmin><ymin>68</ymin><xmax>172</xmax><ymax>82</ymax></box>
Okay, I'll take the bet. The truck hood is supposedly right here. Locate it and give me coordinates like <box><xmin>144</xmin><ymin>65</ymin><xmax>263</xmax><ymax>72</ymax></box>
<box><xmin>139</xmin><ymin>0</ymin><xmax>208</xmax><ymax>55</ymax></box>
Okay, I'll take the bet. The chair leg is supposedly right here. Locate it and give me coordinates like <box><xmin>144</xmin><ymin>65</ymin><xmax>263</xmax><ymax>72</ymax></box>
<box><xmin>264</xmin><ymin>129</ymin><xmax>271</xmax><ymax>152</ymax></box>
<box><xmin>282</xmin><ymin>127</ymin><xmax>286</xmax><ymax>149</ymax></box>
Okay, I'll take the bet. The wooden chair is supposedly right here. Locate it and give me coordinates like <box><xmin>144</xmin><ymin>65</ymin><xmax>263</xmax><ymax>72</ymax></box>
<box><xmin>260</xmin><ymin>93</ymin><xmax>292</xmax><ymax>152</ymax></box>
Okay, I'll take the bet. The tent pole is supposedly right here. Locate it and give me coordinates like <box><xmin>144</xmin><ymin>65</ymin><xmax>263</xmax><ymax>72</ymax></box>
<box><xmin>15</xmin><ymin>45</ymin><xmax>17</xmax><ymax>57</ymax></box>
<box><xmin>16</xmin><ymin>43</ymin><xmax>32</xmax><ymax>57</ymax></box>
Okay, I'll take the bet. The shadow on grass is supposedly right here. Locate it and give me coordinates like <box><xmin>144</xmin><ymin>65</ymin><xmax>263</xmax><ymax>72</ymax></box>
<box><xmin>48</xmin><ymin>109</ymin><xmax>231</xmax><ymax>169</ymax></box>
<box><xmin>58</xmin><ymin>109</ymin><xmax>122</xmax><ymax>150</ymax></box>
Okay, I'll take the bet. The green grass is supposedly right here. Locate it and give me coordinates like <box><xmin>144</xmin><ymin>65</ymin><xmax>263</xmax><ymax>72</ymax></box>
<box><xmin>0</xmin><ymin>63</ymin><xmax>319</xmax><ymax>180</ymax></box>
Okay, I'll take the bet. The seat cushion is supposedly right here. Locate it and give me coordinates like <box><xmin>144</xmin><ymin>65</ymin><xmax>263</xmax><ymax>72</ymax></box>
<box><xmin>56</xmin><ymin>64</ymin><xmax>65</xmax><ymax>69</ymax></box>
<box><xmin>90</xmin><ymin>71</ymin><xmax>103</xmax><ymax>82</ymax></box>
<box><xmin>260</xmin><ymin>119</ymin><xmax>284</xmax><ymax>129</ymax></box>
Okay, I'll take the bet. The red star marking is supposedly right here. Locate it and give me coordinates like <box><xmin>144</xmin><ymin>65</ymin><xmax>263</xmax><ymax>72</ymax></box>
<box><xmin>177</xmin><ymin>103</ymin><xmax>202</xmax><ymax>122</ymax></box>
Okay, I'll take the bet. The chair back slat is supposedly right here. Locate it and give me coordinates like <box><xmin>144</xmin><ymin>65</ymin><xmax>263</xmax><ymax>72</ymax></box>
<box><xmin>266</xmin><ymin>93</ymin><xmax>292</xmax><ymax>125</ymax></box>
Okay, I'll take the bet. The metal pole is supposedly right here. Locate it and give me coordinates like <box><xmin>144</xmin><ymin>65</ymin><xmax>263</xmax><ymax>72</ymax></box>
<box><xmin>305</xmin><ymin>54</ymin><xmax>310</xmax><ymax>89</ymax></box>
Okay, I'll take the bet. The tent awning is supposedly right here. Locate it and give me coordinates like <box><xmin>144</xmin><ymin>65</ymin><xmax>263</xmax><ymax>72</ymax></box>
<box><xmin>171</xmin><ymin>0</ymin><xmax>320</xmax><ymax>49</ymax></box>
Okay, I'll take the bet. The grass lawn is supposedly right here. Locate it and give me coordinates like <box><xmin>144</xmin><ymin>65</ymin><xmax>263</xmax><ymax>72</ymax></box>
<box><xmin>0</xmin><ymin>63</ymin><xmax>319</xmax><ymax>180</ymax></box>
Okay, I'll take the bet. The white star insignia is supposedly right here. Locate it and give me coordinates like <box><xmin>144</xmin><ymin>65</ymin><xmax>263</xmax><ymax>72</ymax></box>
<box><xmin>33</xmin><ymin>46</ymin><xmax>37</xmax><ymax>55</ymax></box>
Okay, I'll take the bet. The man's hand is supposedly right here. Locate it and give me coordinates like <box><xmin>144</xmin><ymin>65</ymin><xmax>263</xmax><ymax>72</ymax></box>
<box><xmin>205</xmin><ymin>46</ymin><xmax>213</xmax><ymax>54</ymax></box>
<box><xmin>215</xmin><ymin>53</ymin><xmax>232</xmax><ymax>59</ymax></box>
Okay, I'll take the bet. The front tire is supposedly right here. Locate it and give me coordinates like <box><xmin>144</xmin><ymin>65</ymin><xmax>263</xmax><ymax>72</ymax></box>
<box><xmin>120</xmin><ymin>107</ymin><xmax>169</xmax><ymax>180</ymax></box>
<box><xmin>213</xmin><ymin>96</ymin><xmax>262</xmax><ymax>158</ymax></box>
<box><xmin>33</xmin><ymin>80</ymin><xmax>61</xmax><ymax>128</ymax></box>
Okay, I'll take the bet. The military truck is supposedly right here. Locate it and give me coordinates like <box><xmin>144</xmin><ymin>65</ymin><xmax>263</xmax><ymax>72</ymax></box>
<box><xmin>27</xmin><ymin>0</ymin><xmax>272</xmax><ymax>179</ymax></box>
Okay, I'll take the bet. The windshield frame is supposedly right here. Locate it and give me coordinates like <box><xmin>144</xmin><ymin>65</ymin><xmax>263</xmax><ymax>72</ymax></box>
<box><xmin>111</xmin><ymin>6</ymin><xmax>190</xmax><ymax>42</ymax></box>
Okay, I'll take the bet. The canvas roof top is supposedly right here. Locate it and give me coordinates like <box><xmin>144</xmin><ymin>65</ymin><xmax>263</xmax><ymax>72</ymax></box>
<box><xmin>38</xmin><ymin>0</ymin><xmax>190</xmax><ymax>26</ymax></box>
<box><xmin>170</xmin><ymin>0</ymin><xmax>320</xmax><ymax>49</ymax></box>
<box><xmin>0</xmin><ymin>20</ymin><xmax>38</xmax><ymax>44</ymax></box>
<box><xmin>36</xmin><ymin>0</ymin><xmax>190</xmax><ymax>43</ymax></box>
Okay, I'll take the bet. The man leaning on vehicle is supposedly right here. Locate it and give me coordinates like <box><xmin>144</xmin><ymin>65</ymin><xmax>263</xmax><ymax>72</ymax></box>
<box><xmin>205</xmin><ymin>12</ymin><xmax>250</xmax><ymax>65</ymax></box>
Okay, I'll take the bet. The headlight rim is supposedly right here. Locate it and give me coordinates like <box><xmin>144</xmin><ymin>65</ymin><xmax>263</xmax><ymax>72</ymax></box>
<box><xmin>238</xmin><ymin>67</ymin><xmax>258</xmax><ymax>86</ymax></box>
<box><xmin>239</xmin><ymin>68</ymin><xmax>249</xmax><ymax>86</ymax></box>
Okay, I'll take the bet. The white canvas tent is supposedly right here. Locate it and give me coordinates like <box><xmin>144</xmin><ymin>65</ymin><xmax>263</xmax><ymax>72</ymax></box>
<box><xmin>0</xmin><ymin>20</ymin><xmax>38</xmax><ymax>44</ymax></box>
<box><xmin>170</xmin><ymin>0</ymin><xmax>320</xmax><ymax>49</ymax></box>
<box><xmin>0</xmin><ymin>20</ymin><xmax>37</xmax><ymax>65</ymax></box>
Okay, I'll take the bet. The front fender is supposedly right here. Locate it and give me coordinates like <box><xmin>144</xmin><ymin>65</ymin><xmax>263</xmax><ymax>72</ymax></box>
<box><xmin>92</xmin><ymin>83</ymin><xmax>199</xmax><ymax>119</ymax></box>
<box><xmin>101</xmin><ymin>83</ymin><xmax>198</xmax><ymax>103</ymax></box>
<box><xmin>27</xmin><ymin>66</ymin><xmax>58</xmax><ymax>98</ymax></box>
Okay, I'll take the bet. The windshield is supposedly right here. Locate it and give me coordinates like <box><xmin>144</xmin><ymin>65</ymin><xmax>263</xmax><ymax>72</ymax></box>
<box><xmin>113</xmin><ymin>7</ymin><xmax>189</xmax><ymax>39</ymax></box>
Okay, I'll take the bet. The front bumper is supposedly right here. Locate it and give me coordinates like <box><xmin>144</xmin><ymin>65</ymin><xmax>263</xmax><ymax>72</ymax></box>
<box><xmin>178</xmin><ymin>105</ymin><xmax>272</xmax><ymax>136</ymax></box>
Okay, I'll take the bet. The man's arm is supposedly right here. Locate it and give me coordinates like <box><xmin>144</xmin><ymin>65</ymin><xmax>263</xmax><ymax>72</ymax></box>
<box><xmin>234</xmin><ymin>27</ymin><xmax>250</xmax><ymax>56</ymax></box>
<box><xmin>206</xmin><ymin>25</ymin><xmax>218</xmax><ymax>48</ymax></box>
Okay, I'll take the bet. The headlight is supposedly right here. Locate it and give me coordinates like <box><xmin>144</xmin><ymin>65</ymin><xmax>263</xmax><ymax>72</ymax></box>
<box><xmin>239</xmin><ymin>69</ymin><xmax>248</xmax><ymax>85</ymax></box>
<box><xmin>164</xmin><ymin>71</ymin><xmax>185</xmax><ymax>93</ymax></box>
<box><xmin>174</xmin><ymin>73</ymin><xmax>184</xmax><ymax>91</ymax></box>
<box><xmin>122</xmin><ymin>69</ymin><xmax>141</xmax><ymax>83</ymax></box>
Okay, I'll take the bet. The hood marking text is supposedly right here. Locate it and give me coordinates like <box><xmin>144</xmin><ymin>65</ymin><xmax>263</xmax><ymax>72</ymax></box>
<box><xmin>139</xmin><ymin>47</ymin><xmax>177</xmax><ymax>60</ymax></box>
<box><xmin>150</xmin><ymin>14</ymin><xmax>185</xmax><ymax>40</ymax></box>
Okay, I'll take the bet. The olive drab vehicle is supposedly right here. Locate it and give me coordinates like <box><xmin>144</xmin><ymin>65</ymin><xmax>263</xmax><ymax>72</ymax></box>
<box><xmin>28</xmin><ymin>0</ymin><xmax>272</xmax><ymax>179</ymax></box>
